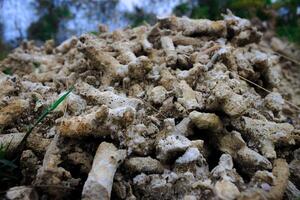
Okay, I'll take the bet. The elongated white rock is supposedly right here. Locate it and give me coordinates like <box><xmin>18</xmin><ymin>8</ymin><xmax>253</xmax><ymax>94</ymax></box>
<box><xmin>82</xmin><ymin>142</ymin><xmax>127</xmax><ymax>200</ymax></box>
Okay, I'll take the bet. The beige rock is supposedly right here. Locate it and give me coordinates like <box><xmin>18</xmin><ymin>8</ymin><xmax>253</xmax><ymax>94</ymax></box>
<box><xmin>161</xmin><ymin>36</ymin><xmax>177</xmax><ymax>66</ymax></box>
<box><xmin>174</xmin><ymin>117</ymin><xmax>194</xmax><ymax>136</ymax></box>
<box><xmin>238</xmin><ymin>159</ymin><xmax>289</xmax><ymax>200</ymax></box>
<box><xmin>124</xmin><ymin>123</ymin><xmax>156</xmax><ymax>156</ymax></box>
<box><xmin>136</xmin><ymin>26</ymin><xmax>153</xmax><ymax>52</ymax></box>
<box><xmin>176</xmin><ymin>80</ymin><xmax>200</xmax><ymax>110</ymax></box>
<box><xmin>183</xmin><ymin>195</ymin><xmax>197</xmax><ymax>200</ymax></box>
<box><xmin>159</xmin><ymin>67</ymin><xmax>178</xmax><ymax>90</ymax></box>
<box><xmin>26</xmin><ymin>132</ymin><xmax>51</xmax><ymax>154</ymax></box>
<box><xmin>20</xmin><ymin>150</ymin><xmax>40</xmax><ymax>183</ymax></box>
<box><xmin>125</xmin><ymin>156</ymin><xmax>164</xmax><ymax>174</ymax></box>
<box><xmin>56</xmin><ymin>92</ymin><xmax>87</xmax><ymax>115</ymax></box>
<box><xmin>215</xmin><ymin>180</ymin><xmax>240</xmax><ymax>200</ymax></box>
<box><xmin>263</xmin><ymin>92</ymin><xmax>284</xmax><ymax>112</ymax></box>
<box><xmin>270</xmin><ymin>37</ymin><xmax>286</xmax><ymax>52</ymax></box>
<box><xmin>0</xmin><ymin>12</ymin><xmax>298</xmax><ymax>200</ymax></box>
<box><xmin>0</xmin><ymin>74</ymin><xmax>20</xmax><ymax>98</ymax></box>
<box><xmin>219</xmin><ymin>131</ymin><xmax>272</xmax><ymax>172</ymax></box>
<box><xmin>0</xmin><ymin>99</ymin><xmax>30</xmax><ymax>126</ymax></box>
<box><xmin>77</xmin><ymin>42</ymin><xmax>128</xmax><ymax>85</ymax></box>
<box><xmin>189</xmin><ymin>111</ymin><xmax>223</xmax><ymax>132</ymax></box>
<box><xmin>56</xmin><ymin>36</ymin><xmax>78</xmax><ymax>54</ymax></box>
<box><xmin>58</xmin><ymin>105</ymin><xmax>135</xmax><ymax>138</ymax></box>
<box><xmin>75</xmin><ymin>82</ymin><xmax>142</xmax><ymax>109</ymax></box>
<box><xmin>213</xmin><ymin>83</ymin><xmax>250</xmax><ymax>117</ymax></box>
<box><xmin>128</xmin><ymin>56</ymin><xmax>152</xmax><ymax>80</ymax></box>
<box><xmin>148</xmin><ymin>86</ymin><xmax>167</xmax><ymax>104</ymax></box>
<box><xmin>35</xmin><ymin>135</ymin><xmax>80</xmax><ymax>198</ymax></box>
<box><xmin>159</xmin><ymin>16</ymin><xmax>227</xmax><ymax>37</ymax></box>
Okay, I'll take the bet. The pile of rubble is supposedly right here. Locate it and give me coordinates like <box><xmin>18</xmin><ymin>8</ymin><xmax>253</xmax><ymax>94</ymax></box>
<box><xmin>0</xmin><ymin>11</ymin><xmax>300</xmax><ymax>200</ymax></box>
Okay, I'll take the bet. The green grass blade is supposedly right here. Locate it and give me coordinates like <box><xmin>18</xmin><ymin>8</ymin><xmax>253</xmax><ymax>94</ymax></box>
<box><xmin>48</xmin><ymin>85</ymin><xmax>75</xmax><ymax>112</ymax></box>
<box><xmin>0</xmin><ymin>159</ymin><xmax>17</xmax><ymax>168</ymax></box>
<box><xmin>14</xmin><ymin>86</ymin><xmax>74</xmax><ymax>155</ymax></box>
<box><xmin>33</xmin><ymin>85</ymin><xmax>75</xmax><ymax>127</ymax></box>
<box><xmin>31</xmin><ymin>85</ymin><xmax>74</xmax><ymax>130</ymax></box>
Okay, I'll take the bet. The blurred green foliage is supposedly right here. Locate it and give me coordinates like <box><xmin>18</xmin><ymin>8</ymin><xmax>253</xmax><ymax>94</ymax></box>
<box><xmin>228</xmin><ymin>0</ymin><xmax>271</xmax><ymax>19</ymax></box>
<box><xmin>174</xmin><ymin>3</ymin><xmax>191</xmax><ymax>16</ymax></box>
<box><xmin>0</xmin><ymin>45</ymin><xmax>9</xmax><ymax>61</ymax></box>
<box><xmin>0</xmin><ymin>142</ymin><xmax>19</xmax><ymax>191</ymax></box>
<box><xmin>277</xmin><ymin>24</ymin><xmax>300</xmax><ymax>44</ymax></box>
<box><xmin>191</xmin><ymin>6</ymin><xmax>209</xmax><ymax>19</ymax></box>
<box><xmin>0</xmin><ymin>23</ymin><xmax>10</xmax><ymax>61</ymax></box>
<box><xmin>125</xmin><ymin>7</ymin><xmax>156</xmax><ymax>27</ymax></box>
<box><xmin>28</xmin><ymin>0</ymin><xmax>71</xmax><ymax>41</ymax></box>
<box><xmin>2</xmin><ymin>68</ymin><xmax>12</xmax><ymax>75</ymax></box>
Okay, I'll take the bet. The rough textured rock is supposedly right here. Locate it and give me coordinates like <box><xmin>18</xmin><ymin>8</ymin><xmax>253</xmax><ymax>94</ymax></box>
<box><xmin>125</xmin><ymin>156</ymin><xmax>164</xmax><ymax>174</ymax></box>
<box><xmin>156</xmin><ymin>135</ymin><xmax>191</xmax><ymax>163</ymax></box>
<box><xmin>232</xmin><ymin>116</ymin><xmax>295</xmax><ymax>159</ymax></box>
<box><xmin>0</xmin><ymin>11</ymin><xmax>299</xmax><ymax>200</ymax></box>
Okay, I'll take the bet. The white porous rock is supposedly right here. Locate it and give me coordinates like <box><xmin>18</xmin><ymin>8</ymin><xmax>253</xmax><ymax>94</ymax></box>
<box><xmin>82</xmin><ymin>142</ymin><xmax>127</xmax><ymax>200</ymax></box>
<box><xmin>76</xmin><ymin>82</ymin><xmax>142</xmax><ymax>109</ymax></box>
<box><xmin>58</xmin><ymin>105</ymin><xmax>136</xmax><ymax>138</ymax></box>
<box><xmin>176</xmin><ymin>80</ymin><xmax>200</xmax><ymax>110</ymax></box>
<box><xmin>270</xmin><ymin>37</ymin><xmax>286</xmax><ymax>52</ymax></box>
<box><xmin>213</xmin><ymin>82</ymin><xmax>251</xmax><ymax>117</ymax></box>
<box><xmin>148</xmin><ymin>86</ymin><xmax>167</xmax><ymax>104</ymax></box>
<box><xmin>124</xmin><ymin>123</ymin><xmax>155</xmax><ymax>156</ymax></box>
<box><xmin>218</xmin><ymin>131</ymin><xmax>272</xmax><ymax>173</ymax></box>
<box><xmin>161</xmin><ymin>36</ymin><xmax>177</xmax><ymax>66</ymax></box>
<box><xmin>263</xmin><ymin>92</ymin><xmax>285</xmax><ymax>112</ymax></box>
<box><xmin>211</xmin><ymin>153</ymin><xmax>244</xmax><ymax>189</ymax></box>
<box><xmin>211</xmin><ymin>154</ymin><xmax>243</xmax><ymax>186</ymax></box>
<box><xmin>232</xmin><ymin>116</ymin><xmax>295</xmax><ymax>159</ymax></box>
<box><xmin>174</xmin><ymin>117</ymin><xmax>194</xmax><ymax>137</ymax></box>
<box><xmin>156</xmin><ymin>135</ymin><xmax>191</xmax><ymax>163</ymax></box>
<box><xmin>183</xmin><ymin>195</ymin><xmax>197</xmax><ymax>200</ymax></box>
<box><xmin>175</xmin><ymin>147</ymin><xmax>201</xmax><ymax>164</ymax></box>
<box><xmin>56</xmin><ymin>92</ymin><xmax>87</xmax><ymax>115</ymax></box>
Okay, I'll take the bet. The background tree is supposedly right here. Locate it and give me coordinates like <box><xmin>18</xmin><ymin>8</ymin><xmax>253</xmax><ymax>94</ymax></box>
<box><xmin>0</xmin><ymin>23</ymin><xmax>10</xmax><ymax>61</ymax></box>
<box><xmin>28</xmin><ymin>0</ymin><xmax>72</xmax><ymax>42</ymax></box>
<box><xmin>125</xmin><ymin>7</ymin><xmax>156</xmax><ymax>27</ymax></box>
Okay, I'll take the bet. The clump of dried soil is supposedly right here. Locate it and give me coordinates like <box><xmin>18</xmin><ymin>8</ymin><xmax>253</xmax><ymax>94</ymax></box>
<box><xmin>0</xmin><ymin>11</ymin><xmax>300</xmax><ymax>200</ymax></box>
